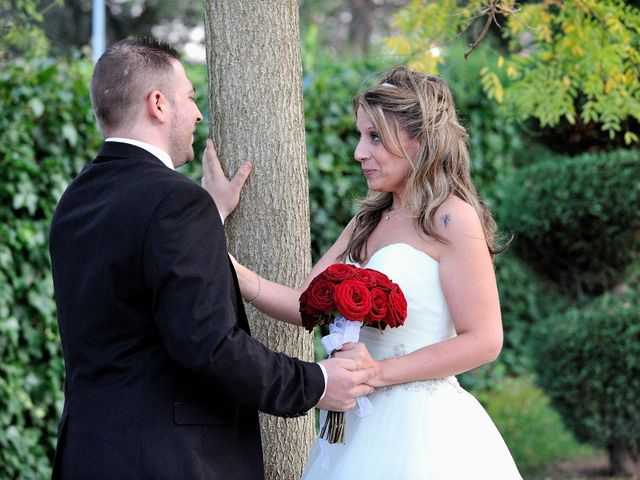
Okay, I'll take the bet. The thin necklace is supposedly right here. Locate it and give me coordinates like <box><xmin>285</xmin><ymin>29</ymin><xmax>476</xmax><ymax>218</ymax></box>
<box><xmin>384</xmin><ymin>207</ymin><xmax>403</xmax><ymax>221</ymax></box>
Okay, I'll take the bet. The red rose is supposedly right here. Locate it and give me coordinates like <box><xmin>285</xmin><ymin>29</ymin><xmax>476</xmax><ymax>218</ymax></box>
<box><xmin>300</xmin><ymin>311</ymin><xmax>324</xmax><ymax>332</ymax></box>
<box><xmin>334</xmin><ymin>279</ymin><xmax>372</xmax><ymax>321</ymax></box>
<box><xmin>300</xmin><ymin>265</ymin><xmax>407</xmax><ymax>334</ymax></box>
<box><xmin>368</xmin><ymin>269</ymin><xmax>397</xmax><ymax>292</ymax></box>
<box><xmin>298</xmin><ymin>290</ymin><xmax>315</xmax><ymax>326</ymax></box>
<box><xmin>385</xmin><ymin>290</ymin><xmax>408</xmax><ymax>328</ymax></box>
<box><xmin>323</xmin><ymin>263</ymin><xmax>356</xmax><ymax>283</ymax></box>
<box><xmin>299</xmin><ymin>290</ymin><xmax>314</xmax><ymax>331</ymax></box>
<box><xmin>299</xmin><ymin>276</ymin><xmax>336</xmax><ymax>331</ymax></box>
<box><xmin>353</xmin><ymin>267</ymin><xmax>377</xmax><ymax>288</ymax></box>
<box><xmin>305</xmin><ymin>276</ymin><xmax>335</xmax><ymax>313</ymax></box>
<box><xmin>365</xmin><ymin>287</ymin><xmax>388</xmax><ymax>323</ymax></box>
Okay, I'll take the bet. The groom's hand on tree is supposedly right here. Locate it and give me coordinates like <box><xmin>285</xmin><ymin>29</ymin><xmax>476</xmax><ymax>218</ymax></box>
<box><xmin>201</xmin><ymin>138</ymin><xmax>252</xmax><ymax>221</ymax></box>
<box><xmin>317</xmin><ymin>357</ymin><xmax>375</xmax><ymax>412</ymax></box>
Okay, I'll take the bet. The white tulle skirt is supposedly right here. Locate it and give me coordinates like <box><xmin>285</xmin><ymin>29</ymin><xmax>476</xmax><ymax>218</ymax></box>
<box><xmin>302</xmin><ymin>377</ymin><xmax>522</xmax><ymax>480</ymax></box>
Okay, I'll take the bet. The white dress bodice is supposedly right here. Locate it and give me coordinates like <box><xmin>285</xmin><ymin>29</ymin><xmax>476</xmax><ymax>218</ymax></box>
<box><xmin>356</xmin><ymin>243</ymin><xmax>456</xmax><ymax>359</ymax></box>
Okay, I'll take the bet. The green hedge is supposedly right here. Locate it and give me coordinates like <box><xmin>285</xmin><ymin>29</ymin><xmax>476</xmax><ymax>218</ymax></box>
<box><xmin>475</xmin><ymin>376</ymin><xmax>594</xmax><ymax>473</ymax></box>
<box><xmin>531</xmin><ymin>290</ymin><xmax>640</xmax><ymax>463</ymax></box>
<box><xmin>460</xmin><ymin>251</ymin><xmax>569</xmax><ymax>390</ymax></box>
<box><xmin>0</xmin><ymin>56</ymin><xmax>102</xmax><ymax>478</ymax></box>
<box><xmin>500</xmin><ymin>148</ymin><xmax>640</xmax><ymax>296</ymax></box>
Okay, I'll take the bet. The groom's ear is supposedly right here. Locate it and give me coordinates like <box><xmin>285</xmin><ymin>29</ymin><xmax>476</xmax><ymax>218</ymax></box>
<box><xmin>146</xmin><ymin>90</ymin><xmax>170</xmax><ymax>124</ymax></box>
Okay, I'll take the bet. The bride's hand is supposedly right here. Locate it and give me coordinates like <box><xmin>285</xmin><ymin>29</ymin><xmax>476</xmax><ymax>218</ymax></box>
<box><xmin>201</xmin><ymin>139</ymin><xmax>252</xmax><ymax>221</ymax></box>
<box><xmin>334</xmin><ymin>343</ymin><xmax>382</xmax><ymax>386</ymax></box>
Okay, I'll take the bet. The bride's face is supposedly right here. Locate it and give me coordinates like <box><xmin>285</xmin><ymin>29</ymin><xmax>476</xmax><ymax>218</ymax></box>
<box><xmin>353</xmin><ymin>107</ymin><xmax>419</xmax><ymax>195</ymax></box>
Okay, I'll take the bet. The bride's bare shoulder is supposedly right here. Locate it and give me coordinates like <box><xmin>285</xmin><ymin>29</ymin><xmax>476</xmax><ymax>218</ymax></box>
<box><xmin>433</xmin><ymin>196</ymin><xmax>485</xmax><ymax>245</ymax></box>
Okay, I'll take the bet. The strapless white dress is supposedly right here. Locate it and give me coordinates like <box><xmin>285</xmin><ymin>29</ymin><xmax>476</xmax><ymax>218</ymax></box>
<box><xmin>302</xmin><ymin>243</ymin><xmax>522</xmax><ymax>479</ymax></box>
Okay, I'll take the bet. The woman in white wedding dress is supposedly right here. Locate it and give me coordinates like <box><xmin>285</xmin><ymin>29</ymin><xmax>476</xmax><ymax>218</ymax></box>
<box><xmin>205</xmin><ymin>66</ymin><xmax>522</xmax><ymax>479</ymax></box>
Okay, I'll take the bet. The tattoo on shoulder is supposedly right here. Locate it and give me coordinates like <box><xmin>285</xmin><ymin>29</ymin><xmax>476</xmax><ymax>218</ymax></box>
<box><xmin>441</xmin><ymin>214</ymin><xmax>451</xmax><ymax>228</ymax></box>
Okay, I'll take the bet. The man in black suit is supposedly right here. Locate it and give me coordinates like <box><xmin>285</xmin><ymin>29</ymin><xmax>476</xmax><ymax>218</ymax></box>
<box><xmin>49</xmin><ymin>37</ymin><xmax>373</xmax><ymax>480</ymax></box>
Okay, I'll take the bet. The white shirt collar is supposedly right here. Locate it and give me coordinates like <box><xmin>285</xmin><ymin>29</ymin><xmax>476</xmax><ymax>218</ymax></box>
<box><xmin>105</xmin><ymin>137</ymin><xmax>174</xmax><ymax>170</ymax></box>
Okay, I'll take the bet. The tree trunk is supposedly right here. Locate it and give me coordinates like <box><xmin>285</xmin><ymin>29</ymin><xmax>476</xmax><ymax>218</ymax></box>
<box><xmin>347</xmin><ymin>0</ymin><xmax>374</xmax><ymax>56</ymax></box>
<box><xmin>607</xmin><ymin>441</ymin><xmax>631</xmax><ymax>476</ymax></box>
<box><xmin>204</xmin><ymin>2</ymin><xmax>315</xmax><ymax>479</ymax></box>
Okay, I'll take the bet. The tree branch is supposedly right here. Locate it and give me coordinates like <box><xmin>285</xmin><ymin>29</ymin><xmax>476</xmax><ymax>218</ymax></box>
<box><xmin>464</xmin><ymin>0</ymin><xmax>520</xmax><ymax>59</ymax></box>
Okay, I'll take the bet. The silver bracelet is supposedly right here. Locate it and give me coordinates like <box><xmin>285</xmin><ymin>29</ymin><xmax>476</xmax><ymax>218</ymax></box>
<box><xmin>247</xmin><ymin>273</ymin><xmax>261</xmax><ymax>304</ymax></box>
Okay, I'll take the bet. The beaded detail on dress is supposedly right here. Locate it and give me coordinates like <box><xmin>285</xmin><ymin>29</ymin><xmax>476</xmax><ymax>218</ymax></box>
<box><xmin>371</xmin><ymin>342</ymin><xmax>464</xmax><ymax>397</ymax></box>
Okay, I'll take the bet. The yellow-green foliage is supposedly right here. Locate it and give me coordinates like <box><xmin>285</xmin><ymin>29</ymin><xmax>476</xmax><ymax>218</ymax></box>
<box><xmin>388</xmin><ymin>0</ymin><xmax>640</xmax><ymax>143</ymax></box>
<box><xmin>388</xmin><ymin>0</ymin><xmax>463</xmax><ymax>73</ymax></box>
<box><xmin>502</xmin><ymin>0</ymin><xmax>640</xmax><ymax>143</ymax></box>
<box><xmin>387</xmin><ymin>0</ymin><xmax>518</xmax><ymax>73</ymax></box>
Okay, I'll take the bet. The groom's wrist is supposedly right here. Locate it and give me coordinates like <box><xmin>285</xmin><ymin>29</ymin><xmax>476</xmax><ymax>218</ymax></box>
<box><xmin>317</xmin><ymin>363</ymin><xmax>328</xmax><ymax>400</ymax></box>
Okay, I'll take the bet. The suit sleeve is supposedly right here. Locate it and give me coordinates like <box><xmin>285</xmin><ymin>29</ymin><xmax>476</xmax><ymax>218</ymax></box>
<box><xmin>143</xmin><ymin>181</ymin><xmax>324</xmax><ymax>417</ymax></box>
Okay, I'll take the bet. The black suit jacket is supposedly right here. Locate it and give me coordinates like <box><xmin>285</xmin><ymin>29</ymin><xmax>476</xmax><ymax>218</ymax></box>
<box><xmin>49</xmin><ymin>142</ymin><xmax>324</xmax><ymax>479</ymax></box>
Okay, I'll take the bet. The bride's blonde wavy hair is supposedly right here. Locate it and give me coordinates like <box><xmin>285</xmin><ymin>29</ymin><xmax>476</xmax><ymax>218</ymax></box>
<box><xmin>343</xmin><ymin>66</ymin><xmax>501</xmax><ymax>263</ymax></box>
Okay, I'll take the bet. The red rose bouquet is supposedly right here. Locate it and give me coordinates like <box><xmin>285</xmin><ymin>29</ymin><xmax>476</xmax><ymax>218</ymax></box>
<box><xmin>299</xmin><ymin>263</ymin><xmax>407</xmax><ymax>333</ymax></box>
<box><xmin>299</xmin><ymin>263</ymin><xmax>408</xmax><ymax>444</ymax></box>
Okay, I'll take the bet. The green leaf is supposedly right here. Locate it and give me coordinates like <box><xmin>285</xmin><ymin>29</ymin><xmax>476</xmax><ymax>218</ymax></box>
<box><xmin>28</xmin><ymin>98</ymin><xmax>44</xmax><ymax>118</ymax></box>
<box><xmin>61</xmin><ymin>123</ymin><xmax>78</xmax><ymax>146</ymax></box>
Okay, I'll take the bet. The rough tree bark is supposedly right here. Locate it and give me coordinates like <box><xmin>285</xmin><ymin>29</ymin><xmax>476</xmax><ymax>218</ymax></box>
<box><xmin>204</xmin><ymin>1</ymin><xmax>315</xmax><ymax>479</ymax></box>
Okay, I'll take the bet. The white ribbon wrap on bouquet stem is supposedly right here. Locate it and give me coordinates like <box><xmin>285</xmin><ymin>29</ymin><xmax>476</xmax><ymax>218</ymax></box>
<box><xmin>319</xmin><ymin>316</ymin><xmax>374</xmax><ymax>469</ymax></box>
<box><xmin>320</xmin><ymin>316</ymin><xmax>362</xmax><ymax>355</ymax></box>
<box><xmin>320</xmin><ymin>316</ymin><xmax>374</xmax><ymax>418</ymax></box>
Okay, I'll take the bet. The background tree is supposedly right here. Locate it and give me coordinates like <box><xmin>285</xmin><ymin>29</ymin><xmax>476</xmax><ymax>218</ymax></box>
<box><xmin>299</xmin><ymin>0</ymin><xmax>405</xmax><ymax>56</ymax></box>
<box><xmin>388</xmin><ymin>0</ymin><xmax>640</xmax><ymax>152</ymax></box>
<box><xmin>40</xmin><ymin>0</ymin><xmax>203</xmax><ymax>54</ymax></box>
<box><xmin>204</xmin><ymin>1</ymin><xmax>315</xmax><ymax>478</ymax></box>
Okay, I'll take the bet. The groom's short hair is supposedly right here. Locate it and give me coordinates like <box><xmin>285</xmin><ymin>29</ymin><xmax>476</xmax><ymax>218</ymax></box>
<box><xmin>90</xmin><ymin>36</ymin><xmax>180</xmax><ymax>135</ymax></box>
